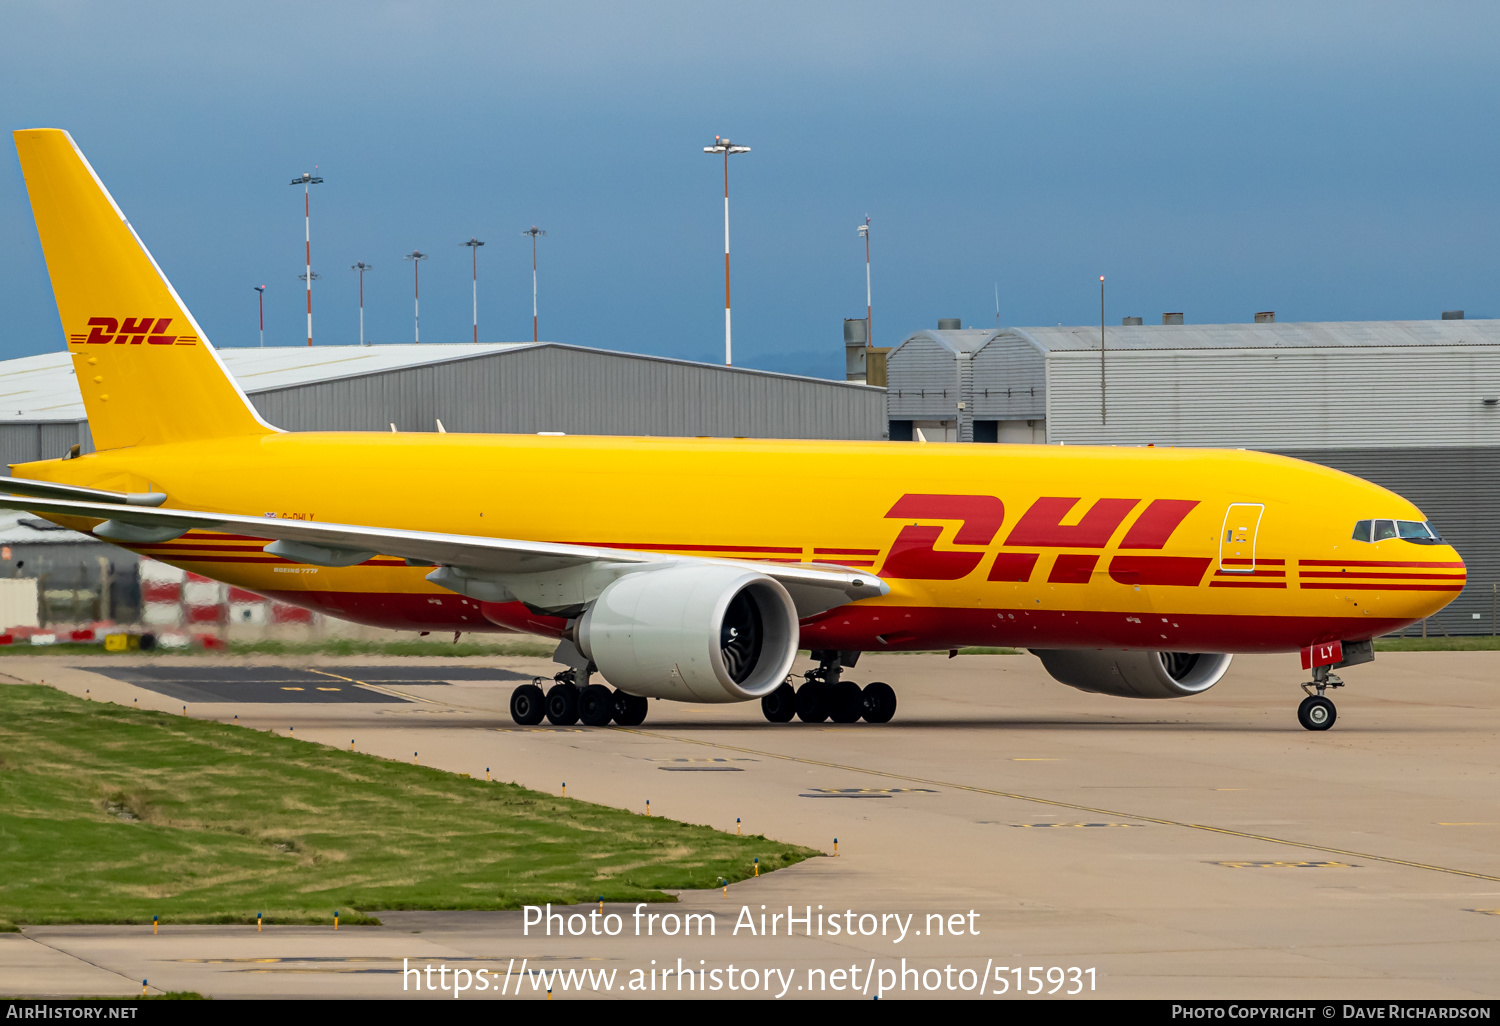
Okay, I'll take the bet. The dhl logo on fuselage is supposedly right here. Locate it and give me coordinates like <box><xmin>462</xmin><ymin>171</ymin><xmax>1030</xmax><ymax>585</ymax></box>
<box><xmin>66</xmin><ymin>317</ymin><xmax>197</xmax><ymax>346</ymax></box>
<box><xmin>879</xmin><ymin>493</ymin><xmax>1208</xmax><ymax>585</ymax></box>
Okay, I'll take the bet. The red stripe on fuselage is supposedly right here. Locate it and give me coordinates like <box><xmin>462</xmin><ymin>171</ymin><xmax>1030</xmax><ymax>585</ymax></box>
<box><xmin>1299</xmin><ymin>583</ymin><xmax>1463</xmax><ymax>592</ymax></box>
<box><xmin>1299</xmin><ymin>559</ymin><xmax>1465</xmax><ymax>569</ymax></box>
<box><xmin>250</xmin><ymin>589</ymin><xmax>1422</xmax><ymax>651</ymax></box>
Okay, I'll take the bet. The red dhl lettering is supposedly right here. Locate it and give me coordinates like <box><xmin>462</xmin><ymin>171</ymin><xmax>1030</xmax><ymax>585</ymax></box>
<box><xmin>1005</xmin><ymin>497</ymin><xmax>1140</xmax><ymax>547</ymax></box>
<box><xmin>79</xmin><ymin>316</ymin><xmax>176</xmax><ymax>345</ymax></box>
<box><xmin>880</xmin><ymin>494</ymin><xmax>1003</xmax><ymax>579</ymax></box>
<box><xmin>880</xmin><ymin>493</ymin><xmax>1204</xmax><ymax>582</ymax></box>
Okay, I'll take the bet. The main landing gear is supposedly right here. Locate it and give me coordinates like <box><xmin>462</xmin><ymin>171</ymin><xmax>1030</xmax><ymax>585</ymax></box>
<box><xmin>761</xmin><ymin>650</ymin><xmax>897</xmax><ymax>725</ymax></box>
<box><xmin>509</xmin><ymin>667</ymin><xmax>648</xmax><ymax>727</ymax></box>
<box><xmin>1297</xmin><ymin>667</ymin><xmax>1343</xmax><ymax>731</ymax></box>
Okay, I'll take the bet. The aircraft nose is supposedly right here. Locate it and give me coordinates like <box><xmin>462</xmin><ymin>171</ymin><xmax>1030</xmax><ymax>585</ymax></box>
<box><xmin>1415</xmin><ymin>544</ymin><xmax>1466</xmax><ymax>619</ymax></box>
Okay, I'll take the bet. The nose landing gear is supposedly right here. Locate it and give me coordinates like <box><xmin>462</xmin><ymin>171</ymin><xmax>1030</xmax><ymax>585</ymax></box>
<box><xmin>1297</xmin><ymin>668</ymin><xmax>1344</xmax><ymax>731</ymax></box>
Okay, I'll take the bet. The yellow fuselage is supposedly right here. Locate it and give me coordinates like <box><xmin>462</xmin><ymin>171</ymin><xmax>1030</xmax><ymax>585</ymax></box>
<box><xmin>18</xmin><ymin>431</ymin><xmax>1463</xmax><ymax>652</ymax></box>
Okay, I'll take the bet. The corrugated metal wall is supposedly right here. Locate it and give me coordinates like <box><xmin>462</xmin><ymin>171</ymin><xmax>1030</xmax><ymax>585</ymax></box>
<box><xmin>971</xmin><ymin>336</ymin><xmax>1046</xmax><ymax>421</ymax></box>
<box><xmin>1</xmin><ymin>422</ymin><xmax>91</xmax><ymax>468</ymax></box>
<box><xmin>887</xmin><ymin>338</ymin><xmax>964</xmax><ymax>421</ymax></box>
<box><xmin>1046</xmin><ymin>347</ymin><xmax>1500</xmax><ymax>448</ymax></box>
<box><xmin>249</xmin><ymin>346</ymin><xmax>885</xmax><ymax>440</ymax></box>
<box><xmin>1279</xmin><ymin>447</ymin><xmax>1499</xmax><ymax>636</ymax></box>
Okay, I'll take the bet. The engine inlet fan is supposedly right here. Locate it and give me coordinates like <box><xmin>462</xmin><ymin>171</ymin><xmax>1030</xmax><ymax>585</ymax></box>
<box><xmin>720</xmin><ymin>589</ymin><xmax>764</xmax><ymax>684</ymax></box>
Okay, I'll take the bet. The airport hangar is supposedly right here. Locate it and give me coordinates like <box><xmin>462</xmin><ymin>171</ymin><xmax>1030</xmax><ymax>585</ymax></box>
<box><xmin>884</xmin><ymin>315</ymin><xmax>1500</xmax><ymax>634</ymax></box>
<box><xmin>0</xmin><ymin>340</ymin><xmax>884</xmax><ymax>608</ymax></box>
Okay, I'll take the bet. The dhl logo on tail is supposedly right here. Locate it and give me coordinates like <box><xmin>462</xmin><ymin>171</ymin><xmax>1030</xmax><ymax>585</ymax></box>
<box><xmin>69</xmin><ymin>317</ymin><xmax>198</xmax><ymax>346</ymax></box>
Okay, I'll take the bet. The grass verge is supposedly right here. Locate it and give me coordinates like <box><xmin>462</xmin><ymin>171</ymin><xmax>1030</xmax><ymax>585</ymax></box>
<box><xmin>1375</xmin><ymin>636</ymin><xmax>1500</xmax><ymax>652</ymax></box>
<box><xmin>0</xmin><ymin>684</ymin><xmax>814</xmax><ymax>927</ymax></box>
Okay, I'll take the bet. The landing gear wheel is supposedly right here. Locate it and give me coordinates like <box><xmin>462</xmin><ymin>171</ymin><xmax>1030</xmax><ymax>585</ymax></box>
<box><xmin>612</xmin><ymin>689</ymin><xmax>648</xmax><ymax>727</ymax></box>
<box><xmin>761</xmin><ymin>682</ymin><xmax>796</xmax><ymax>723</ymax></box>
<box><xmin>545</xmin><ymin>683</ymin><xmax>580</xmax><ymax>725</ymax></box>
<box><xmin>828</xmin><ymin>680</ymin><xmax>864</xmax><ymax>723</ymax></box>
<box><xmin>1297</xmin><ymin>694</ymin><xmax>1336</xmax><ymax>731</ymax></box>
<box><xmin>795</xmin><ymin>681</ymin><xmax>829</xmax><ymax>723</ymax></box>
<box><xmin>861</xmin><ymin>681</ymin><xmax>897</xmax><ymax>724</ymax></box>
<box><xmin>578</xmin><ymin>684</ymin><xmax>615</xmax><ymax>726</ymax></box>
<box><xmin>509</xmin><ymin>683</ymin><xmax>545</xmax><ymax>725</ymax></box>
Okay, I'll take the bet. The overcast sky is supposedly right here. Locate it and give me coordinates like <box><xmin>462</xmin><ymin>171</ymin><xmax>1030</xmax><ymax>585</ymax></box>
<box><xmin>2</xmin><ymin>2</ymin><xmax>1496</xmax><ymax>377</ymax></box>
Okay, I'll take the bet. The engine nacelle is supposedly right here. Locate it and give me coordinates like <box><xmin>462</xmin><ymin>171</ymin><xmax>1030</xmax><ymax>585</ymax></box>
<box><xmin>1032</xmin><ymin>649</ymin><xmax>1233</xmax><ymax>699</ymax></box>
<box><xmin>576</xmin><ymin>564</ymin><xmax>799</xmax><ymax>703</ymax></box>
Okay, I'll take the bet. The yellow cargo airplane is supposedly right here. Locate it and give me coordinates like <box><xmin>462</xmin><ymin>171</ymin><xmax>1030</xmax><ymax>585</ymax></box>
<box><xmin>3</xmin><ymin>128</ymin><xmax>1465</xmax><ymax>731</ymax></box>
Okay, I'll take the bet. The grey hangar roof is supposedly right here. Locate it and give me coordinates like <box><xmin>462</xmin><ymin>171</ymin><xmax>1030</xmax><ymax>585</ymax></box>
<box><xmin>0</xmin><ymin>342</ymin><xmax>885</xmax><ymax>468</ymax></box>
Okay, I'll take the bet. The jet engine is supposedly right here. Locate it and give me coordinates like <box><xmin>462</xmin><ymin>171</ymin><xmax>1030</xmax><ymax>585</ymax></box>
<box><xmin>576</xmin><ymin>564</ymin><xmax>799</xmax><ymax>703</ymax></box>
<box><xmin>1031</xmin><ymin>649</ymin><xmax>1233</xmax><ymax>699</ymax></box>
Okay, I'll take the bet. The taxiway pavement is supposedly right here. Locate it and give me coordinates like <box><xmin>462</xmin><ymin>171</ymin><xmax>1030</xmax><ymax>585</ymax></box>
<box><xmin>3</xmin><ymin>650</ymin><xmax>1498</xmax><ymax>1000</ymax></box>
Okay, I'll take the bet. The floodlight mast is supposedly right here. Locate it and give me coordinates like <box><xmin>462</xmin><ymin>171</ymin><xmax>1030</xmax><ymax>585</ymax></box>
<box><xmin>253</xmin><ymin>285</ymin><xmax>265</xmax><ymax>348</ymax></box>
<box><xmin>289</xmin><ymin>171</ymin><xmax>324</xmax><ymax>346</ymax></box>
<box><xmin>703</xmin><ymin>136</ymin><xmax>750</xmax><ymax>366</ymax></box>
<box><xmin>858</xmin><ymin>217</ymin><xmax>872</xmax><ymax>354</ymax></box>
<box><xmin>522</xmin><ymin>227</ymin><xmax>545</xmax><ymax>343</ymax></box>
<box><xmin>405</xmin><ymin>251</ymin><xmax>428</xmax><ymax>342</ymax></box>
<box><xmin>461</xmin><ymin>238</ymin><xmax>484</xmax><ymax>343</ymax></box>
<box><xmin>350</xmin><ymin>263</ymin><xmax>372</xmax><ymax>345</ymax></box>
<box><xmin>1099</xmin><ymin>275</ymin><xmax>1106</xmax><ymax>426</ymax></box>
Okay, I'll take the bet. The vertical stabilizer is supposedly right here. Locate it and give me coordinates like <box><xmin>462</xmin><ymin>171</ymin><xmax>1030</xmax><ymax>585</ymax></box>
<box><xmin>14</xmin><ymin>128</ymin><xmax>274</xmax><ymax>451</ymax></box>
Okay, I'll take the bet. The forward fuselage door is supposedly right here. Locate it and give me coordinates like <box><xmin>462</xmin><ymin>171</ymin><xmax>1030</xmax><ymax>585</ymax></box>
<box><xmin>1218</xmin><ymin>503</ymin><xmax>1265</xmax><ymax>573</ymax></box>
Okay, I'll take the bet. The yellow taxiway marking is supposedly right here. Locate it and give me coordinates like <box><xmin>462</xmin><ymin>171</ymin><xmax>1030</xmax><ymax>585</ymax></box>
<box><xmin>611</xmin><ymin>726</ymin><xmax>1500</xmax><ymax>885</ymax></box>
<box><xmin>1016</xmin><ymin>823</ymin><xmax>1135</xmax><ymax>828</ymax></box>
<box><xmin>1212</xmin><ymin>860</ymin><xmax>1357</xmax><ymax>869</ymax></box>
<box><xmin>1011</xmin><ymin>758</ymin><xmax>1058</xmax><ymax>761</ymax></box>
<box><xmin>280</xmin><ymin>686</ymin><xmax>303</xmax><ymax>691</ymax></box>
<box><xmin>1468</xmin><ymin>909</ymin><xmax>1500</xmax><ymax>916</ymax></box>
<box><xmin>306</xmin><ymin>668</ymin><xmax>441</xmax><ymax>705</ymax></box>
<box><xmin>644</xmin><ymin>757</ymin><xmax>757</xmax><ymax>763</ymax></box>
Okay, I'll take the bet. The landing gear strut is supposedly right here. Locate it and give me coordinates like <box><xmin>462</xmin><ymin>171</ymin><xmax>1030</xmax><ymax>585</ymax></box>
<box><xmin>762</xmin><ymin>651</ymin><xmax>896</xmax><ymax>725</ymax></box>
<box><xmin>1297</xmin><ymin>667</ymin><xmax>1343</xmax><ymax>731</ymax></box>
<box><xmin>508</xmin><ymin>666</ymin><xmax>648</xmax><ymax>727</ymax></box>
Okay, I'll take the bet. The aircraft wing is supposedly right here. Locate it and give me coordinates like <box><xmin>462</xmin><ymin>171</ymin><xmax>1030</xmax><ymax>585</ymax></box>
<box><xmin>0</xmin><ymin>490</ymin><xmax>888</xmax><ymax>616</ymax></box>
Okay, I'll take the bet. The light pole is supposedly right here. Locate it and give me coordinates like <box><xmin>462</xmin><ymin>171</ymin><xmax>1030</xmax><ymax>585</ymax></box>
<box><xmin>1099</xmin><ymin>275</ymin><xmax>1106</xmax><ymax>426</ymax></box>
<box><xmin>297</xmin><ymin>269</ymin><xmax>319</xmax><ymax>342</ymax></box>
<box><xmin>289</xmin><ymin>171</ymin><xmax>324</xmax><ymax>346</ymax></box>
<box><xmin>350</xmin><ymin>263</ymin><xmax>372</xmax><ymax>345</ymax></box>
<box><xmin>858</xmin><ymin>216</ymin><xmax>872</xmax><ymax>351</ymax></box>
<box><xmin>404</xmin><ymin>251</ymin><xmax>428</xmax><ymax>342</ymax></box>
<box><xmin>461</xmin><ymin>238</ymin><xmax>484</xmax><ymax>344</ymax></box>
<box><xmin>703</xmin><ymin>135</ymin><xmax>750</xmax><ymax>365</ymax></box>
<box><xmin>253</xmin><ymin>285</ymin><xmax>265</xmax><ymax>348</ymax></box>
<box><xmin>522</xmin><ymin>227</ymin><xmax>545</xmax><ymax>343</ymax></box>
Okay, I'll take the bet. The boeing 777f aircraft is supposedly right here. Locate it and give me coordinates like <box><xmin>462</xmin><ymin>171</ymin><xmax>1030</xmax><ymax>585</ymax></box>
<box><xmin>3</xmin><ymin>129</ymin><xmax>1465</xmax><ymax>731</ymax></box>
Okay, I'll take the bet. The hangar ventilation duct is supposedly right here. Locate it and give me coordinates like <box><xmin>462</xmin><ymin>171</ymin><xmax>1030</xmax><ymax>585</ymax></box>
<box><xmin>1162</xmin><ymin>312</ymin><xmax>1184</xmax><ymax>325</ymax></box>
<box><xmin>844</xmin><ymin>318</ymin><xmax>868</xmax><ymax>382</ymax></box>
<box><xmin>937</xmin><ymin>318</ymin><xmax>962</xmax><ymax>330</ymax></box>
<box><xmin>1121</xmin><ymin>316</ymin><xmax>1143</xmax><ymax>326</ymax></box>
<box><xmin>1443</xmin><ymin>310</ymin><xmax>1465</xmax><ymax>320</ymax></box>
<box><xmin>1254</xmin><ymin>311</ymin><xmax>1275</xmax><ymax>323</ymax></box>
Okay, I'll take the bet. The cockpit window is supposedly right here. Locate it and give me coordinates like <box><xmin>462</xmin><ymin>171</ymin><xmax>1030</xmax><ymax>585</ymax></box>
<box><xmin>1353</xmin><ymin>519</ymin><xmax>1443</xmax><ymax>544</ymax></box>
<box><xmin>1398</xmin><ymin>520</ymin><xmax>1444</xmax><ymax>544</ymax></box>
